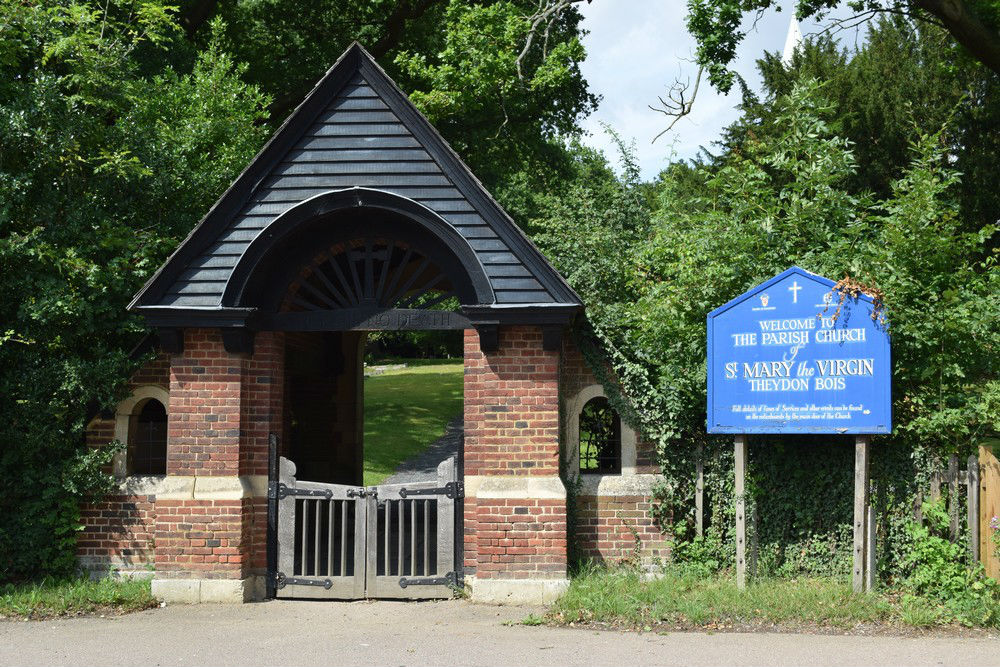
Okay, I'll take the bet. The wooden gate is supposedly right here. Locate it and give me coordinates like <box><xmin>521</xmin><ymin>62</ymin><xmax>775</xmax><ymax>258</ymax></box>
<box><xmin>273</xmin><ymin>456</ymin><xmax>460</xmax><ymax>599</ymax></box>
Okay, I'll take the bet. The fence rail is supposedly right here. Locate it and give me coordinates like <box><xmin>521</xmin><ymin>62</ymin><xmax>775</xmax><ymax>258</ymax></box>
<box><xmin>914</xmin><ymin>454</ymin><xmax>980</xmax><ymax>563</ymax></box>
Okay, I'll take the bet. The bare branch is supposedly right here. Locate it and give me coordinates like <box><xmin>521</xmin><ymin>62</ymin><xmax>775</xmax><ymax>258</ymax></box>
<box><xmin>649</xmin><ymin>66</ymin><xmax>704</xmax><ymax>143</ymax></box>
<box><xmin>517</xmin><ymin>0</ymin><xmax>587</xmax><ymax>80</ymax></box>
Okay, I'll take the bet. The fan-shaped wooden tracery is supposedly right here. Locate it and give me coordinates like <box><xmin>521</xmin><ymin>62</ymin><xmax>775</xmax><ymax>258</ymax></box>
<box><xmin>275</xmin><ymin>237</ymin><xmax>469</xmax><ymax>331</ymax></box>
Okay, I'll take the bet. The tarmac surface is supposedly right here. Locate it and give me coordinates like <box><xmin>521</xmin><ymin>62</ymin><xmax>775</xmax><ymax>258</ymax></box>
<box><xmin>2</xmin><ymin>599</ymin><xmax>998</xmax><ymax>667</ymax></box>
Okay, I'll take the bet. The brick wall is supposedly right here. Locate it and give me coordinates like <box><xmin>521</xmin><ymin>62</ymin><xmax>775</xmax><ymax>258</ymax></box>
<box><xmin>153</xmin><ymin>499</ymin><xmax>247</xmax><ymax>579</ymax></box>
<box><xmin>78</xmin><ymin>331</ymin><xmax>282</xmax><ymax>582</ymax></box>
<box><xmin>560</xmin><ymin>337</ymin><xmax>667</xmax><ymax>568</ymax></box>
<box><xmin>463</xmin><ymin>326</ymin><xmax>567</xmax><ymax>581</ymax></box>
<box><xmin>167</xmin><ymin>330</ymin><xmax>243</xmax><ymax>476</ymax></box>
<box><xmin>78</xmin><ymin>493</ymin><xmax>156</xmax><ymax>573</ymax></box>
<box><xmin>561</xmin><ymin>337</ymin><xmax>657</xmax><ymax>472</ymax></box>
<box><xmin>472</xmin><ymin>498</ymin><xmax>567</xmax><ymax>580</ymax></box>
<box><xmin>78</xmin><ymin>352</ymin><xmax>170</xmax><ymax>575</ymax></box>
<box><xmin>464</xmin><ymin>327</ymin><xmax>560</xmax><ymax>477</ymax></box>
<box><xmin>575</xmin><ymin>495</ymin><xmax>670</xmax><ymax>566</ymax></box>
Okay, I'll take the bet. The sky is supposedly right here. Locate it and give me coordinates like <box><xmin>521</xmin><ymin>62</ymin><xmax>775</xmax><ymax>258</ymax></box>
<box><xmin>575</xmin><ymin>0</ymin><xmax>865</xmax><ymax>179</ymax></box>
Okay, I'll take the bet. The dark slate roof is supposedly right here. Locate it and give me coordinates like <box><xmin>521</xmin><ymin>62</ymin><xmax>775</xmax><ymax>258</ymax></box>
<box><xmin>131</xmin><ymin>43</ymin><xmax>581</xmax><ymax>315</ymax></box>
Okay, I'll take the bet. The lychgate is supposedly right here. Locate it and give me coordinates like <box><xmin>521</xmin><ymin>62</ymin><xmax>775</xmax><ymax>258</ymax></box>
<box><xmin>78</xmin><ymin>42</ymin><xmax>671</xmax><ymax>605</ymax></box>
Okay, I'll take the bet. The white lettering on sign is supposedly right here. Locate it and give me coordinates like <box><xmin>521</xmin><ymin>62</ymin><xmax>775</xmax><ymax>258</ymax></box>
<box><xmin>814</xmin><ymin>358</ymin><xmax>874</xmax><ymax>377</ymax></box>
<box><xmin>815</xmin><ymin>328</ymin><xmax>866</xmax><ymax>343</ymax></box>
<box><xmin>742</xmin><ymin>360</ymin><xmax>794</xmax><ymax>378</ymax></box>
<box><xmin>758</xmin><ymin>318</ymin><xmax>816</xmax><ymax>332</ymax></box>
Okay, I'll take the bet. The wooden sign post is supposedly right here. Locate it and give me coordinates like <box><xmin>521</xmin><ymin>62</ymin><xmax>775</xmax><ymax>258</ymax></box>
<box><xmin>706</xmin><ymin>267</ymin><xmax>891</xmax><ymax>592</ymax></box>
<box><xmin>853</xmin><ymin>434</ymin><xmax>875</xmax><ymax>592</ymax></box>
<box><xmin>734</xmin><ymin>434</ymin><xmax>748</xmax><ymax>589</ymax></box>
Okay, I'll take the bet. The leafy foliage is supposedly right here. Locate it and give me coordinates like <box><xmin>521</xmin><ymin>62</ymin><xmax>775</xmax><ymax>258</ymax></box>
<box><xmin>532</xmin><ymin>25</ymin><xmax>998</xmax><ymax>583</ymax></box>
<box><xmin>902</xmin><ymin>499</ymin><xmax>1000</xmax><ymax>626</ymax></box>
<box><xmin>0</xmin><ymin>0</ymin><xmax>595</xmax><ymax>582</ymax></box>
<box><xmin>0</xmin><ymin>3</ymin><xmax>271</xmax><ymax>581</ymax></box>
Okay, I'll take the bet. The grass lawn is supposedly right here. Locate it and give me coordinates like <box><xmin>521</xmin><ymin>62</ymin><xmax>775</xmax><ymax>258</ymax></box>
<box><xmin>363</xmin><ymin>358</ymin><xmax>463</xmax><ymax>486</ymax></box>
<box><xmin>547</xmin><ymin>566</ymin><xmax>978</xmax><ymax>632</ymax></box>
<box><xmin>0</xmin><ymin>577</ymin><xmax>157</xmax><ymax>619</ymax></box>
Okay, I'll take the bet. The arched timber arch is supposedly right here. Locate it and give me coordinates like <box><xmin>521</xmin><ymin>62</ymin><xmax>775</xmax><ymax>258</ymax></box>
<box><xmin>224</xmin><ymin>187</ymin><xmax>494</xmax><ymax>311</ymax></box>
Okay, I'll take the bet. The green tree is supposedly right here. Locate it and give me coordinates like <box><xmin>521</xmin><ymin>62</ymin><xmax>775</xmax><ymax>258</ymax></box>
<box><xmin>0</xmin><ymin>0</ymin><xmax>596</xmax><ymax>581</ymax></box>
<box><xmin>684</xmin><ymin>0</ymin><xmax>1000</xmax><ymax>89</ymax></box>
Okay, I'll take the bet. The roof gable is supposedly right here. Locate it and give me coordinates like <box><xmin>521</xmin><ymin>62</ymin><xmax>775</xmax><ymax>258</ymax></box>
<box><xmin>131</xmin><ymin>43</ymin><xmax>580</xmax><ymax>314</ymax></box>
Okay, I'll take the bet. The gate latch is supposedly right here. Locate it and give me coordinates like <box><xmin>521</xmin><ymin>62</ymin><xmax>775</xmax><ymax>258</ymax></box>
<box><xmin>347</xmin><ymin>487</ymin><xmax>377</xmax><ymax>499</ymax></box>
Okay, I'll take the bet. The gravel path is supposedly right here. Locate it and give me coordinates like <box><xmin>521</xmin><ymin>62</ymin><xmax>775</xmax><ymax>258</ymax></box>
<box><xmin>381</xmin><ymin>415</ymin><xmax>462</xmax><ymax>485</ymax></box>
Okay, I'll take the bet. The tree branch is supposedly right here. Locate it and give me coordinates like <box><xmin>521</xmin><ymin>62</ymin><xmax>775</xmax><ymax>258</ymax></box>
<box><xmin>911</xmin><ymin>0</ymin><xmax>1000</xmax><ymax>75</ymax></box>
<box><xmin>517</xmin><ymin>0</ymin><xmax>588</xmax><ymax>80</ymax></box>
<box><xmin>649</xmin><ymin>66</ymin><xmax>703</xmax><ymax>142</ymax></box>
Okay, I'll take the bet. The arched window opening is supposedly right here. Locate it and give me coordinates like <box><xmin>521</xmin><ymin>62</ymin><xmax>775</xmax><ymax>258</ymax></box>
<box><xmin>129</xmin><ymin>399</ymin><xmax>167</xmax><ymax>475</ymax></box>
<box><xmin>579</xmin><ymin>397</ymin><xmax>621</xmax><ymax>474</ymax></box>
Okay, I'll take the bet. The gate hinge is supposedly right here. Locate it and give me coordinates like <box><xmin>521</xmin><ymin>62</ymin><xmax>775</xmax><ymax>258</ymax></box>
<box><xmin>398</xmin><ymin>481</ymin><xmax>463</xmax><ymax>499</ymax></box>
<box><xmin>275</xmin><ymin>572</ymin><xmax>332</xmax><ymax>590</ymax></box>
<box><xmin>276</xmin><ymin>483</ymin><xmax>334</xmax><ymax>500</ymax></box>
<box><xmin>398</xmin><ymin>571</ymin><xmax>457</xmax><ymax>588</ymax></box>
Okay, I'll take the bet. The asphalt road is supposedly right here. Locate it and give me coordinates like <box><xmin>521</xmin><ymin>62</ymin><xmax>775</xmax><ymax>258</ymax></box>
<box><xmin>2</xmin><ymin>599</ymin><xmax>997</xmax><ymax>667</ymax></box>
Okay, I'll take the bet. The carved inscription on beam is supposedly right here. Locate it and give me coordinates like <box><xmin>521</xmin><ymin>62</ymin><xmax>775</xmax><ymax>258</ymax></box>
<box><xmin>258</xmin><ymin>308</ymin><xmax>470</xmax><ymax>332</ymax></box>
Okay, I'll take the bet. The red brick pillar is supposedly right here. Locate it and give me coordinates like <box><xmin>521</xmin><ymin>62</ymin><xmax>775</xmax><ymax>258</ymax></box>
<box><xmin>152</xmin><ymin>329</ymin><xmax>283</xmax><ymax>603</ymax></box>
<box><xmin>463</xmin><ymin>326</ymin><xmax>568</xmax><ymax>603</ymax></box>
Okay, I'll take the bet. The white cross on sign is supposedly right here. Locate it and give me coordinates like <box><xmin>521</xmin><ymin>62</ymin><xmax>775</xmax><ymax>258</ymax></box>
<box><xmin>788</xmin><ymin>280</ymin><xmax>801</xmax><ymax>303</ymax></box>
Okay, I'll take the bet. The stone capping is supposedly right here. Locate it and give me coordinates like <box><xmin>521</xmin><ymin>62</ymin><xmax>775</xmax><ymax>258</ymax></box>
<box><xmin>151</xmin><ymin>576</ymin><xmax>265</xmax><ymax>604</ymax></box>
<box><xmin>565</xmin><ymin>383</ymin><xmax>637</xmax><ymax>476</ymax></box>
<box><xmin>464</xmin><ymin>475</ymin><xmax>566</xmax><ymax>499</ymax></box>
<box><xmin>576</xmin><ymin>473</ymin><xmax>664</xmax><ymax>497</ymax></box>
<box><xmin>121</xmin><ymin>475</ymin><xmax>269</xmax><ymax>500</ymax></box>
<box><xmin>113</xmin><ymin>385</ymin><xmax>170</xmax><ymax>478</ymax></box>
<box><xmin>467</xmin><ymin>576</ymin><xmax>569</xmax><ymax>604</ymax></box>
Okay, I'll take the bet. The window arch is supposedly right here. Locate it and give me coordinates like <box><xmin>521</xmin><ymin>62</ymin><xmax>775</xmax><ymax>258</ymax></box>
<box><xmin>566</xmin><ymin>384</ymin><xmax>638</xmax><ymax>478</ymax></box>
<box><xmin>114</xmin><ymin>386</ymin><xmax>170</xmax><ymax>478</ymax></box>
<box><xmin>128</xmin><ymin>399</ymin><xmax>167</xmax><ymax>475</ymax></box>
<box><xmin>579</xmin><ymin>397</ymin><xmax>621</xmax><ymax>474</ymax></box>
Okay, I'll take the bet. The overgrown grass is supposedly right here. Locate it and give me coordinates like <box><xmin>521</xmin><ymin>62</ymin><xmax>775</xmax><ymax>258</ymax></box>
<box><xmin>553</xmin><ymin>565</ymin><xmax>895</xmax><ymax>630</ymax></box>
<box><xmin>363</xmin><ymin>359</ymin><xmax>463</xmax><ymax>485</ymax></box>
<box><xmin>0</xmin><ymin>577</ymin><xmax>157</xmax><ymax>619</ymax></box>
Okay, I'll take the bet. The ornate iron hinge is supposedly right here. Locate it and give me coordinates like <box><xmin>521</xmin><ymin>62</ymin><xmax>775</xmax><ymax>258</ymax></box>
<box><xmin>276</xmin><ymin>483</ymin><xmax>334</xmax><ymax>500</ymax></box>
<box><xmin>275</xmin><ymin>572</ymin><xmax>332</xmax><ymax>590</ymax></box>
<box><xmin>398</xmin><ymin>481</ymin><xmax>463</xmax><ymax>499</ymax></box>
<box><xmin>398</xmin><ymin>571</ymin><xmax>457</xmax><ymax>588</ymax></box>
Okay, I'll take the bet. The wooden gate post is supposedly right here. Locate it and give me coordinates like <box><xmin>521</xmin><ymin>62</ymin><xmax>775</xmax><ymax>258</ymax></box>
<box><xmin>735</xmin><ymin>434</ymin><xmax>747</xmax><ymax>590</ymax></box>
<box><xmin>853</xmin><ymin>435</ymin><xmax>873</xmax><ymax>593</ymax></box>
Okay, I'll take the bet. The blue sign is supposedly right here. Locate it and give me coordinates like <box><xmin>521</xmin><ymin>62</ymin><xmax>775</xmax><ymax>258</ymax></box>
<box><xmin>707</xmin><ymin>267</ymin><xmax>891</xmax><ymax>434</ymax></box>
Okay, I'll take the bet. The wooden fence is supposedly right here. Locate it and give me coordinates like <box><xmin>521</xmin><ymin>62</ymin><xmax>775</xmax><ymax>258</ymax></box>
<box><xmin>692</xmin><ymin>451</ymin><xmax>992</xmax><ymax>569</ymax></box>
<box><xmin>913</xmin><ymin>454</ymin><xmax>980</xmax><ymax>562</ymax></box>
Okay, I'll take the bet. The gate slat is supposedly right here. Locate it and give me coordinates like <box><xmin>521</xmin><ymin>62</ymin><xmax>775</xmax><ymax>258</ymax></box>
<box><xmin>315</xmin><ymin>500</ymin><xmax>322</xmax><ymax>575</ymax></box>
<box><xmin>424</xmin><ymin>499</ymin><xmax>430</xmax><ymax>575</ymax></box>
<box><xmin>300</xmin><ymin>500</ymin><xmax>310</xmax><ymax>575</ymax></box>
<box><xmin>340</xmin><ymin>500</ymin><xmax>348</xmax><ymax>576</ymax></box>
<box><xmin>411</xmin><ymin>501</ymin><xmax>418</xmax><ymax>576</ymax></box>
<box><xmin>385</xmin><ymin>500</ymin><xmax>392</xmax><ymax>576</ymax></box>
<box><xmin>327</xmin><ymin>500</ymin><xmax>335</xmax><ymax>576</ymax></box>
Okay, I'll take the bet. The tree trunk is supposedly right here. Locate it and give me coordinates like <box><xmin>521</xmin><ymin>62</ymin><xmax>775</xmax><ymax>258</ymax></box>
<box><xmin>913</xmin><ymin>0</ymin><xmax>1000</xmax><ymax>75</ymax></box>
